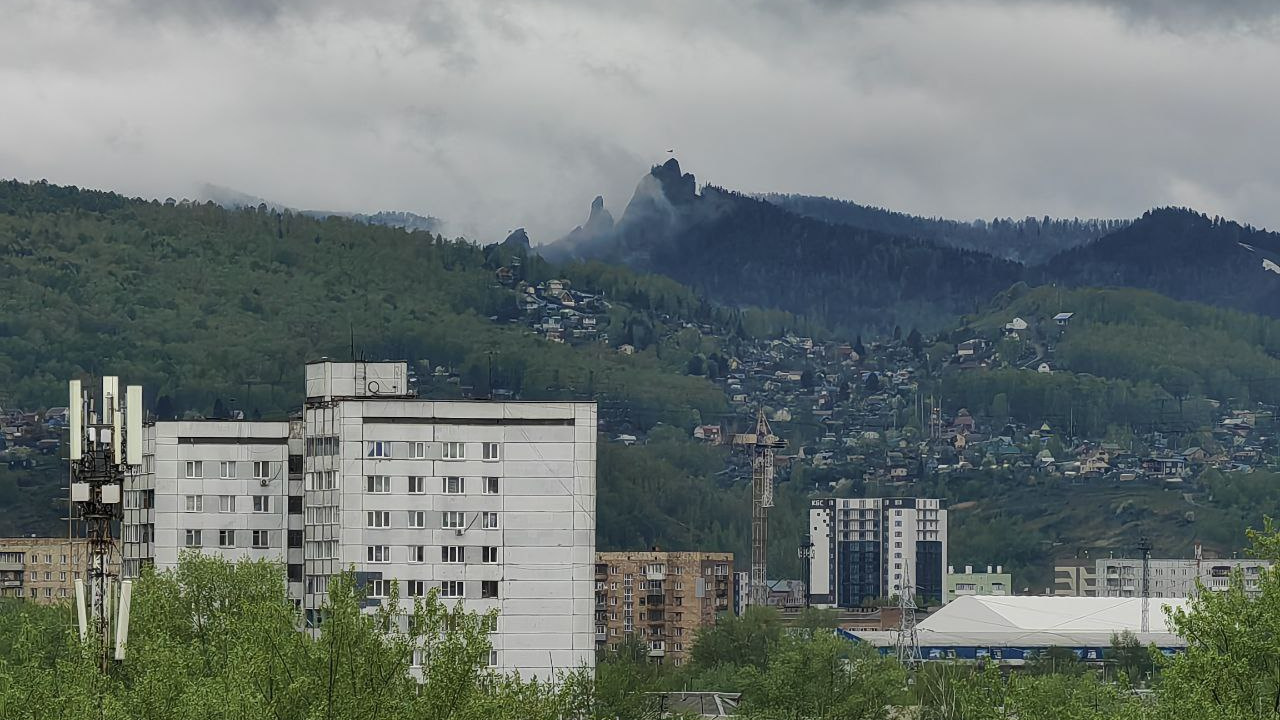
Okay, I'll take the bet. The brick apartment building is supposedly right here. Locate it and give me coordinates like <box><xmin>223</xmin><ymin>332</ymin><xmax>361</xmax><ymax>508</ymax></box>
<box><xmin>595</xmin><ymin>550</ymin><xmax>733</xmax><ymax>667</ymax></box>
<box><xmin>0</xmin><ymin>537</ymin><xmax>112</xmax><ymax>603</ymax></box>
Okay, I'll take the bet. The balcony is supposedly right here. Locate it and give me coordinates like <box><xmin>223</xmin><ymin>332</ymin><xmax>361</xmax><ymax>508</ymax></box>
<box><xmin>646</xmin><ymin>593</ymin><xmax>665</xmax><ymax>606</ymax></box>
<box><xmin>595</xmin><ymin>564</ymin><xmax>608</xmax><ymax>579</ymax></box>
<box><xmin>647</xmin><ymin>646</ymin><xmax>665</xmax><ymax>657</ymax></box>
<box><xmin>0</xmin><ymin>561</ymin><xmax>23</xmax><ymax>573</ymax></box>
<box><xmin>0</xmin><ymin>580</ymin><xmax>21</xmax><ymax>589</ymax></box>
<box><xmin>595</xmin><ymin>632</ymin><xmax>608</xmax><ymax>643</ymax></box>
<box><xmin>646</xmin><ymin>569</ymin><xmax>665</xmax><ymax>582</ymax></box>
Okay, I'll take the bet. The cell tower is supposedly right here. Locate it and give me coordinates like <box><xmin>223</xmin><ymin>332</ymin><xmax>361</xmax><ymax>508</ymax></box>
<box><xmin>750</xmin><ymin>409</ymin><xmax>785</xmax><ymax>607</ymax></box>
<box><xmin>68</xmin><ymin>377</ymin><xmax>142</xmax><ymax>670</ymax></box>
<box><xmin>895</xmin><ymin>559</ymin><xmax>922</xmax><ymax>667</ymax></box>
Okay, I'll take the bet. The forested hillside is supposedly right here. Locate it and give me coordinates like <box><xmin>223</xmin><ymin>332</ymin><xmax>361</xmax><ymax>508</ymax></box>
<box><xmin>0</xmin><ymin>180</ymin><xmax>796</xmax><ymax>568</ymax></box>
<box><xmin>760</xmin><ymin>193</ymin><xmax>1126</xmax><ymax>264</ymax></box>
<box><xmin>1042</xmin><ymin>207</ymin><xmax>1280</xmax><ymax>317</ymax></box>
<box><xmin>549</xmin><ymin>160</ymin><xmax>1025</xmax><ymax>334</ymax></box>
<box><xmin>937</xmin><ymin>285</ymin><xmax>1280</xmax><ymax>436</ymax></box>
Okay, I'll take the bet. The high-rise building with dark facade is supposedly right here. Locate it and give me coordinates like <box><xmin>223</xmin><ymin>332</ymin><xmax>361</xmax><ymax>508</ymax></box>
<box><xmin>807</xmin><ymin>497</ymin><xmax>947</xmax><ymax>608</ymax></box>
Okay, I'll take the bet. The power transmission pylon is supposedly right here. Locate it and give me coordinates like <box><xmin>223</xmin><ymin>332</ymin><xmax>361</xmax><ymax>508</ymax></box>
<box><xmin>895</xmin><ymin>559</ymin><xmax>922</xmax><ymax>667</ymax></box>
<box><xmin>750</xmin><ymin>409</ymin><xmax>785</xmax><ymax>608</ymax></box>
<box><xmin>1138</xmin><ymin>535</ymin><xmax>1152</xmax><ymax>633</ymax></box>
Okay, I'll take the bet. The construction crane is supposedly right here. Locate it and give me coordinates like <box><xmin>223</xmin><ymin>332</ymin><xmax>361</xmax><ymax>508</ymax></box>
<box><xmin>750</xmin><ymin>409</ymin><xmax>785</xmax><ymax>608</ymax></box>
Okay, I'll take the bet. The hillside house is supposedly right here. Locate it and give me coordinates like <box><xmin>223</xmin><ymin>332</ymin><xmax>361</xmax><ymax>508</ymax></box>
<box><xmin>693</xmin><ymin>425</ymin><xmax>723</xmax><ymax>443</ymax></box>
<box><xmin>956</xmin><ymin>339</ymin><xmax>987</xmax><ymax>357</ymax></box>
<box><xmin>1054</xmin><ymin>312</ymin><xmax>1074</xmax><ymax>326</ymax></box>
<box><xmin>1004</xmin><ymin>317</ymin><xmax>1029</xmax><ymax>336</ymax></box>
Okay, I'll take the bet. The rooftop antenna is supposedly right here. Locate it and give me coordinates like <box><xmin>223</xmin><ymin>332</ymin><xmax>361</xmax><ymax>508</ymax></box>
<box><xmin>749</xmin><ymin>408</ymin><xmax>785</xmax><ymax>607</ymax></box>
<box><xmin>68</xmin><ymin>377</ymin><xmax>141</xmax><ymax>675</ymax></box>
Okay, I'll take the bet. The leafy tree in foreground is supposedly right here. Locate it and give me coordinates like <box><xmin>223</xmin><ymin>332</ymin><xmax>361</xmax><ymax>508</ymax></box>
<box><xmin>0</xmin><ymin>553</ymin><xmax>585</xmax><ymax>720</ymax></box>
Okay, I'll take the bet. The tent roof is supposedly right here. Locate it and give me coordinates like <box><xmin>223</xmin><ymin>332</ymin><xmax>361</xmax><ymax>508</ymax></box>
<box><xmin>850</xmin><ymin>596</ymin><xmax>1190</xmax><ymax>648</ymax></box>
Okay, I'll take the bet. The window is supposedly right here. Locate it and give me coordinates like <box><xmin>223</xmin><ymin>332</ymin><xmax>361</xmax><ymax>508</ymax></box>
<box><xmin>367</xmin><ymin>441</ymin><xmax>390</xmax><ymax>458</ymax></box>
<box><xmin>412</xmin><ymin>649</ymin><xmax>425</xmax><ymax>667</ymax></box>
<box><xmin>366</xmin><ymin>475</ymin><xmax>391</xmax><ymax>494</ymax></box>
<box><xmin>185</xmin><ymin>461</ymin><xmax>202</xmax><ymax>478</ymax></box>
<box><xmin>367</xmin><ymin>579</ymin><xmax>388</xmax><ymax>598</ymax></box>
<box><xmin>410</xmin><ymin>442</ymin><xmax>427</xmax><ymax>459</ymax></box>
<box><xmin>443</xmin><ymin>476</ymin><xmax>464</xmax><ymax>494</ymax></box>
<box><xmin>482</xmin><ymin>442</ymin><xmax>500</xmax><ymax>461</ymax></box>
<box><xmin>408</xmin><ymin>476</ymin><xmax>426</xmax><ymax>494</ymax></box>
<box><xmin>59</xmin><ymin>571</ymin><xmax>66</xmax><ymax>581</ymax></box>
<box><xmin>673</xmin><ymin>642</ymin><xmax>684</xmax><ymax>652</ymax></box>
<box><xmin>442</xmin><ymin>442</ymin><xmax>465</xmax><ymax>460</ymax></box>
<box><xmin>408</xmin><ymin>511</ymin><xmax>426</xmax><ymax>528</ymax></box>
<box><xmin>442</xmin><ymin>511</ymin><xmax>465</xmax><ymax>529</ymax></box>
<box><xmin>367</xmin><ymin>511</ymin><xmax>390</xmax><ymax>528</ymax></box>
<box><xmin>253</xmin><ymin>496</ymin><xmax>271</xmax><ymax>513</ymax></box>
<box><xmin>482</xmin><ymin>477</ymin><xmax>499</xmax><ymax>494</ymax></box>
<box><xmin>367</xmin><ymin>545</ymin><xmax>391</xmax><ymax>563</ymax></box>
<box><xmin>488</xmin><ymin>650</ymin><xmax>498</xmax><ymax>667</ymax></box>
<box><xmin>482</xmin><ymin>546</ymin><xmax>498</xmax><ymax>564</ymax></box>
<box><xmin>219</xmin><ymin>530</ymin><xmax>235</xmax><ymax>547</ymax></box>
<box><xmin>253</xmin><ymin>461</ymin><xmax>270</xmax><ymax>480</ymax></box>
<box><xmin>409</xmin><ymin>545</ymin><xmax>426</xmax><ymax>563</ymax></box>
<box><xmin>442</xmin><ymin>546</ymin><xmax>464</xmax><ymax>563</ymax></box>
<box><xmin>481</xmin><ymin>580</ymin><xmax>498</xmax><ymax>598</ymax></box>
<box><xmin>407</xmin><ymin>580</ymin><xmax>426</xmax><ymax>597</ymax></box>
<box><xmin>288</xmin><ymin>496</ymin><xmax>302</xmax><ymax>515</ymax></box>
<box><xmin>482</xmin><ymin>512</ymin><xmax>499</xmax><ymax>529</ymax></box>
<box><xmin>60</xmin><ymin>555</ymin><xmax>67</xmax><ymax>564</ymax></box>
<box><xmin>288</xmin><ymin>530</ymin><xmax>303</xmax><ymax>548</ymax></box>
<box><xmin>184</xmin><ymin>530</ymin><xmax>202</xmax><ymax>547</ymax></box>
<box><xmin>184</xmin><ymin>495</ymin><xmax>203</xmax><ymax>512</ymax></box>
<box><xmin>441</xmin><ymin>581</ymin><xmax>464</xmax><ymax>598</ymax></box>
<box><xmin>220</xmin><ymin>461</ymin><xmax>236</xmax><ymax>479</ymax></box>
<box><xmin>219</xmin><ymin>495</ymin><xmax>235</xmax><ymax>513</ymax></box>
<box><xmin>252</xmin><ymin>530</ymin><xmax>270</xmax><ymax>548</ymax></box>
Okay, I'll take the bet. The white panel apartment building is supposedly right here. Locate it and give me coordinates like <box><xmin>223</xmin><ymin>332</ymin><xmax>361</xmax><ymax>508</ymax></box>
<box><xmin>122</xmin><ymin>420</ymin><xmax>301</xmax><ymax>593</ymax></box>
<box><xmin>808</xmin><ymin>497</ymin><xmax>948</xmax><ymax>608</ymax></box>
<box><xmin>1097</xmin><ymin>556</ymin><xmax>1272</xmax><ymax>598</ymax></box>
<box><xmin>302</xmin><ymin>360</ymin><xmax>597</xmax><ymax>680</ymax></box>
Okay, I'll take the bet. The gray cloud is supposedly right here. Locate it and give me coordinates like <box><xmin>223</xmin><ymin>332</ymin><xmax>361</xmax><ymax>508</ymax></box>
<box><xmin>2</xmin><ymin>0</ymin><xmax>1280</xmax><ymax>243</ymax></box>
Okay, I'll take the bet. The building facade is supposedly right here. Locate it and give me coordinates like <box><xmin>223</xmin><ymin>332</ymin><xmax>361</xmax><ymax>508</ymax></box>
<box><xmin>944</xmin><ymin>565</ymin><xmax>1011</xmax><ymax>603</ymax></box>
<box><xmin>121</xmin><ymin>420</ymin><xmax>296</xmax><ymax>583</ymax></box>
<box><xmin>1053</xmin><ymin>557</ymin><xmax>1099</xmax><ymax>597</ymax></box>
<box><xmin>1097</xmin><ymin>556</ymin><xmax>1272</xmax><ymax>598</ymax></box>
<box><xmin>808</xmin><ymin>497</ymin><xmax>947</xmax><ymax>608</ymax></box>
<box><xmin>302</xmin><ymin>360</ymin><xmax>596</xmax><ymax>680</ymax></box>
<box><xmin>595</xmin><ymin>550</ymin><xmax>732</xmax><ymax>667</ymax></box>
<box><xmin>0</xmin><ymin>537</ymin><xmax>102</xmax><ymax>603</ymax></box>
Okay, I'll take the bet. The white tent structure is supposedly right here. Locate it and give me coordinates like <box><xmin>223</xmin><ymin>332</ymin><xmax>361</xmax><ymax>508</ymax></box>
<box><xmin>847</xmin><ymin>596</ymin><xmax>1189</xmax><ymax>662</ymax></box>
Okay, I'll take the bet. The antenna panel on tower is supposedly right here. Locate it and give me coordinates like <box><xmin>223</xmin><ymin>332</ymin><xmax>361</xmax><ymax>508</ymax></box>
<box><xmin>125</xmin><ymin>385</ymin><xmax>142</xmax><ymax>465</ymax></box>
<box><xmin>69</xmin><ymin>379</ymin><xmax>82</xmax><ymax>461</ymax></box>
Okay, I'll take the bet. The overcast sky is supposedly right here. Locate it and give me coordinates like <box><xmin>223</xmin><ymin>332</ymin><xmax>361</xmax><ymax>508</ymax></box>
<box><xmin>3</xmin><ymin>0</ymin><xmax>1279</xmax><ymax>242</ymax></box>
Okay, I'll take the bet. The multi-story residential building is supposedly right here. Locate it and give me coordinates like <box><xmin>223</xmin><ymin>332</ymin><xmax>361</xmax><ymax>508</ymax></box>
<box><xmin>122</xmin><ymin>420</ymin><xmax>297</xmax><ymax>584</ymax></box>
<box><xmin>1097</xmin><ymin>556</ymin><xmax>1272</xmax><ymax>598</ymax></box>
<box><xmin>944</xmin><ymin>565</ymin><xmax>1011</xmax><ymax>603</ymax></box>
<box><xmin>1053</xmin><ymin>557</ymin><xmax>1099</xmax><ymax>597</ymax></box>
<box><xmin>807</xmin><ymin>497</ymin><xmax>947</xmax><ymax>608</ymax></box>
<box><xmin>595</xmin><ymin>550</ymin><xmax>732</xmax><ymax>667</ymax></box>
<box><xmin>302</xmin><ymin>360</ymin><xmax>596</xmax><ymax>681</ymax></box>
<box><xmin>0</xmin><ymin>537</ymin><xmax>101</xmax><ymax>603</ymax></box>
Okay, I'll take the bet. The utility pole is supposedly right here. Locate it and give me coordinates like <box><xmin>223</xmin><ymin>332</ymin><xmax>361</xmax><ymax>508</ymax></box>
<box><xmin>750</xmin><ymin>409</ymin><xmax>785</xmax><ymax>608</ymax></box>
<box><xmin>1138</xmin><ymin>535</ymin><xmax>1152</xmax><ymax>633</ymax></box>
